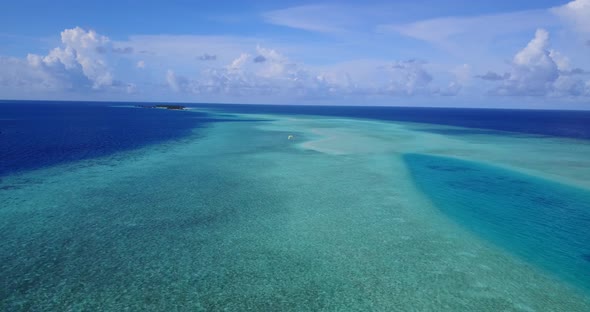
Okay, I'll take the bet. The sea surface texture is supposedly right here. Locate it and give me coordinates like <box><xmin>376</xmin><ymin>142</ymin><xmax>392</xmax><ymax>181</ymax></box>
<box><xmin>1</xmin><ymin>100</ymin><xmax>590</xmax><ymax>311</ymax></box>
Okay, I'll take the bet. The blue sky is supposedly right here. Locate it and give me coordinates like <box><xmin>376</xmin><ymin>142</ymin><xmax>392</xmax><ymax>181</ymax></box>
<box><xmin>1</xmin><ymin>0</ymin><xmax>589</xmax><ymax>108</ymax></box>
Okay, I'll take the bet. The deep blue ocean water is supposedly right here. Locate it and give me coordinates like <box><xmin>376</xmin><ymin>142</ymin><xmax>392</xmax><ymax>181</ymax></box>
<box><xmin>0</xmin><ymin>101</ymin><xmax>214</xmax><ymax>177</ymax></box>
<box><xmin>404</xmin><ymin>153</ymin><xmax>590</xmax><ymax>290</ymax></box>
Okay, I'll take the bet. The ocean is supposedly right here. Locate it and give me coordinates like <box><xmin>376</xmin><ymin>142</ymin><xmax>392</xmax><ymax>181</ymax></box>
<box><xmin>1</xmin><ymin>100</ymin><xmax>590</xmax><ymax>310</ymax></box>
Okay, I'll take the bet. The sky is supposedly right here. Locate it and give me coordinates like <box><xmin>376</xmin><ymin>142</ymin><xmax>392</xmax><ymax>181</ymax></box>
<box><xmin>0</xmin><ymin>0</ymin><xmax>589</xmax><ymax>108</ymax></box>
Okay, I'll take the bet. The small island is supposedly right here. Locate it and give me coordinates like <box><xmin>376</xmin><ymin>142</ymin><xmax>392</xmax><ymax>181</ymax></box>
<box><xmin>136</xmin><ymin>104</ymin><xmax>187</xmax><ymax>110</ymax></box>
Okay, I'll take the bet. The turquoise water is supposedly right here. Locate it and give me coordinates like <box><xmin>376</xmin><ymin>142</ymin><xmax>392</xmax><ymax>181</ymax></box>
<box><xmin>403</xmin><ymin>153</ymin><xmax>590</xmax><ymax>291</ymax></box>
<box><xmin>2</xmin><ymin>104</ymin><xmax>590</xmax><ymax>310</ymax></box>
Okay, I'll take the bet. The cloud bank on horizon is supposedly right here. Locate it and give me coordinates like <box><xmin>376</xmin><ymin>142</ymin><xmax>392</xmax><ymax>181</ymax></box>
<box><xmin>0</xmin><ymin>0</ymin><xmax>589</xmax><ymax>108</ymax></box>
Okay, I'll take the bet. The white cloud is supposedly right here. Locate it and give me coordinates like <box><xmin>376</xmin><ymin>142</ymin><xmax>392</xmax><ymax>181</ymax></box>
<box><xmin>548</xmin><ymin>50</ymin><xmax>571</xmax><ymax>72</ymax></box>
<box><xmin>24</xmin><ymin>27</ymin><xmax>115</xmax><ymax>90</ymax></box>
<box><xmin>0</xmin><ymin>56</ymin><xmax>65</xmax><ymax>91</ymax></box>
<box><xmin>514</xmin><ymin>29</ymin><xmax>555</xmax><ymax>68</ymax></box>
<box><xmin>0</xmin><ymin>26</ymin><xmax>144</xmax><ymax>97</ymax></box>
<box><xmin>386</xmin><ymin>60</ymin><xmax>433</xmax><ymax>95</ymax></box>
<box><xmin>382</xmin><ymin>61</ymin><xmax>467</xmax><ymax>96</ymax></box>
<box><xmin>499</xmin><ymin>29</ymin><xmax>558</xmax><ymax>95</ymax></box>
<box><xmin>51</xmin><ymin>27</ymin><xmax>112</xmax><ymax>88</ymax></box>
<box><xmin>439</xmin><ymin>64</ymin><xmax>472</xmax><ymax>96</ymax></box>
<box><xmin>380</xmin><ymin>1</ymin><xmax>589</xmax><ymax>73</ymax></box>
<box><xmin>552</xmin><ymin>0</ymin><xmax>590</xmax><ymax>34</ymax></box>
<box><xmin>252</xmin><ymin>46</ymin><xmax>305</xmax><ymax>81</ymax></box>
<box><xmin>165</xmin><ymin>47</ymin><xmax>317</xmax><ymax>97</ymax></box>
<box><xmin>162</xmin><ymin>47</ymin><xmax>464</xmax><ymax>100</ymax></box>
<box><xmin>1</xmin><ymin>26</ymin><xmax>476</xmax><ymax>102</ymax></box>
<box><xmin>228</xmin><ymin>53</ymin><xmax>250</xmax><ymax>71</ymax></box>
<box><xmin>490</xmin><ymin>29</ymin><xmax>589</xmax><ymax>96</ymax></box>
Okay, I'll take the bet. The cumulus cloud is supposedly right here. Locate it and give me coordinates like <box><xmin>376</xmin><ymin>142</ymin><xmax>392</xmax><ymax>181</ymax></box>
<box><xmin>165</xmin><ymin>47</ymin><xmax>320</xmax><ymax>97</ymax></box>
<box><xmin>552</xmin><ymin>0</ymin><xmax>590</xmax><ymax>34</ymax></box>
<box><xmin>496</xmin><ymin>29</ymin><xmax>559</xmax><ymax>95</ymax></box>
<box><xmin>0</xmin><ymin>56</ymin><xmax>69</xmax><ymax>91</ymax></box>
<box><xmin>1</xmin><ymin>26</ymin><xmax>470</xmax><ymax>102</ymax></box>
<box><xmin>251</xmin><ymin>46</ymin><xmax>300</xmax><ymax>79</ymax></box>
<box><xmin>228</xmin><ymin>53</ymin><xmax>250</xmax><ymax>71</ymax></box>
<box><xmin>488</xmin><ymin>29</ymin><xmax>589</xmax><ymax>96</ymax></box>
<box><xmin>164</xmin><ymin>48</ymin><xmax>464</xmax><ymax>100</ymax></box>
<box><xmin>26</xmin><ymin>27</ymin><xmax>115</xmax><ymax>89</ymax></box>
<box><xmin>0</xmin><ymin>26</ymin><xmax>147</xmax><ymax>98</ymax></box>
<box><xmin>385</xmin><ymin>60</ymin><xmax>434</xmax><ymax>95</ymax></box>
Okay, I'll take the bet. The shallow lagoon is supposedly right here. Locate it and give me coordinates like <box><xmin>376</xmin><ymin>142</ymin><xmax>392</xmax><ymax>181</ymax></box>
<box><xmin>1</xmin><ymin>107</ymin><xmax>590</xmax><ymax>310</ymax></box>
